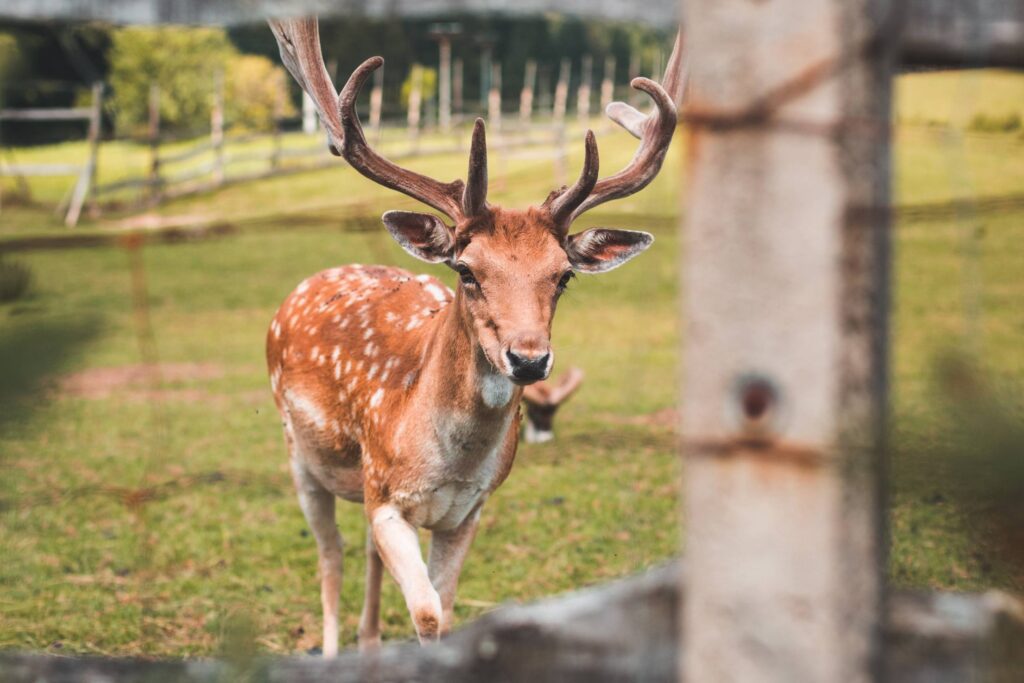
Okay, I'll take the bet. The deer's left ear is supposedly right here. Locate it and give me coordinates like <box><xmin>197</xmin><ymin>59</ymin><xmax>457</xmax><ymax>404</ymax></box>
<box><xmin>382</xmin><ymin>211</ymin><xmax>455</xmax><ymax>263</ymax></box>
<box><xmin>565</xmin><ymin>228</ymin><xmax>654</xmax><ymax>273</ymax></box>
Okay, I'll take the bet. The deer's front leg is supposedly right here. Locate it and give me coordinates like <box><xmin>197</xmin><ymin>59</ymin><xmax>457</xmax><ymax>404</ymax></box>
<box><xmin>428</xmin><ymin>507</ymin><xmax>482</xmax><ymax>636</ymax></box>
<box><xmin>369</xmin><ymin>505</ymin><xmax>442</xmax><ymax>643</ymax></box>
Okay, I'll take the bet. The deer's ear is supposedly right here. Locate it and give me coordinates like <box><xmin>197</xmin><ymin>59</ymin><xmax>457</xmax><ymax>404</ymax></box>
<box><xmin>382</xmin><ymin>211</ymin><xmax>455</xmax><ymax>263</ymax></box>
<box><xmin>565</xmin><ymin>228</ymin><xmax>654</xmax><ymax>273</ymax></box>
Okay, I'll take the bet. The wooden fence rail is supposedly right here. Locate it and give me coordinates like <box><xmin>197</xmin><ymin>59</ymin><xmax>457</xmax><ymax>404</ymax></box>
<box><xmin>0</xmin><ymin>83</ymin><xmax>102</xmax><ymax>227</ymax></box>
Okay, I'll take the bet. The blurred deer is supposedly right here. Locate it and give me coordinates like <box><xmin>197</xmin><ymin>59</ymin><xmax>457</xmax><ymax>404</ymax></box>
<box><xmin>265</xmin><ymin>18</ymin><xmax>684</xmax><ymax>655</ymax></box>
<box><xmin>521</xmin><ymin>367</ymin><xmax>584</xmax><ymax>443</ymax></box>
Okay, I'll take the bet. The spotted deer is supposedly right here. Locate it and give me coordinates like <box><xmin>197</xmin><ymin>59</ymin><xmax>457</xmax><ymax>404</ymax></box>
<box><xmin>265</xmin><ymin>18</ymin><xmax>685</xmax><ymax>655</ymax></box>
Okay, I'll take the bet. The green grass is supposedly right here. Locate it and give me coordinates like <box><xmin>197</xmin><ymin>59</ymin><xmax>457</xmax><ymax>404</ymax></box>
<box><xmin>1</xmin><ymin>69</ymin><xmax>1023</xmax><ymax>656</ymax></box>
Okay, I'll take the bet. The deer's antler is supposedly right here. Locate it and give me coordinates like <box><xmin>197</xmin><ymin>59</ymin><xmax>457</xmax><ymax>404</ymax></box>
<box><xmin>547</xmin><ymin>31</ymin><xmax>687</xmax><ymax>228</ymax></box>
<box><xmin>269</xmin><ymin>18</ymin><xmax>489</xmax><ymax>224</ymax></box>
<box><xmin>268</xmin><ymin>18</ymin><xmax>346</xmax><ymax>156</ymax></box>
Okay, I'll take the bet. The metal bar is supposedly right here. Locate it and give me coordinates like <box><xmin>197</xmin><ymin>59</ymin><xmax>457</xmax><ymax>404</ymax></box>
<box><xmin>679</xmin><ymin>0</ymin><xmax>895</xmax><ymax>680</ymax></box>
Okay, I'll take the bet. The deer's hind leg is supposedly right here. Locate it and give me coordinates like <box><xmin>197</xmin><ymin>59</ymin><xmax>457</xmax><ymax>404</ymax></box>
<box><xmin>290</xmin><ymin>456</ymin><xmax>344</xmax><ymax>658</ymax></box>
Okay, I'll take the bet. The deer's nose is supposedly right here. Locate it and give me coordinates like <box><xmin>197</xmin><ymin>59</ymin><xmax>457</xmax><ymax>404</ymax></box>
<box><xmin>505</xmin><ymin>347</ymin><xmax>551</xmax><ymax>382</ymax></box>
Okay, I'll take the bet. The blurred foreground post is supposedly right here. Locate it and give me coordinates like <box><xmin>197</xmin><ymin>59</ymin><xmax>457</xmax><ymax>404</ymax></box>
<box><xmin>680</xmin><ymin>0</ymin><xmax>894</xmax><ymax>680</ymax></box>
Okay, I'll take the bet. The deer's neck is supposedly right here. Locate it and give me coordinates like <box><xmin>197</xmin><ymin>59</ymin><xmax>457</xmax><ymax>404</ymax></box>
<box><xmin>416</xmin><ymin>290</ymin><xmax>518</xmax><ymax>423</ymax></box>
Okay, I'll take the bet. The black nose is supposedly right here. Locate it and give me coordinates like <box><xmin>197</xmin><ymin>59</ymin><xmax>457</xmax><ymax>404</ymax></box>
<box><xmin>506</xmin><ymin>350</ymin><xmax>550</xmax><ymax>381</ymax></box>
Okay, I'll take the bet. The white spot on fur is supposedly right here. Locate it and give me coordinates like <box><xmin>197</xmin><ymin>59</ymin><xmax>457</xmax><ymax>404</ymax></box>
<box><xmin>369</xmin><ymin>388</ymin><xmax>384</xmax><ymax>408</ymax></box>
<box><xmin>423</xmin><ymin>283</ymin><xmax>448</xmax><ymax>303</ymax></box>
<box><xmin>284</xmin><ymin>390</ymin><xmax>327</xmax><ymax>430</ymax></box>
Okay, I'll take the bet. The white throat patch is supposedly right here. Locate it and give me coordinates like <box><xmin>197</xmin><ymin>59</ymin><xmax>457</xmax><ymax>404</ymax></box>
<box><xmin>479</xmin><ymin>372</ymin><xmax>514</xmax><ymax>409</ymax></box>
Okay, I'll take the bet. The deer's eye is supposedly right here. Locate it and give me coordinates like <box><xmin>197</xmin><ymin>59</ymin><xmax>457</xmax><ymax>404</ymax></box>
<box><xmin>456</xmin><ymin>264</ymin><xmax>478</xmax><ymax>287</ymax></box>
<box><xmin>557</xmin><ymin>270</ymin><xmax>576</xmax><ymax>292</ymax></box>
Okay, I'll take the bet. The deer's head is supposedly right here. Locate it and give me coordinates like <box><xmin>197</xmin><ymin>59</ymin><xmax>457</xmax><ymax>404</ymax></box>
<box><xmin>270</xmin><ymin>19</ymin><xmax>685</xmax><ymax>384</ymax></box>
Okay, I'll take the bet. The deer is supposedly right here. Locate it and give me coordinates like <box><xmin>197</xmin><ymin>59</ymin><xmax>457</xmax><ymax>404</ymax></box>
<box><xmin>265</xmin><ymin>17</ymin><xmax>685</xmax><ymax>656</ymax></box>
<box><xmin>521</xmin><ymin>367</ymin><xmax>585</xmax><ymax>443</ymax></box>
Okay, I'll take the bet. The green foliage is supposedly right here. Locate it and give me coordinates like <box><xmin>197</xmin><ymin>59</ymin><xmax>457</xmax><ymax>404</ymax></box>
<box><xmin>0</xmin><ymin>31</ymin><xmax>25</xmax><ymax>84</ymax></box>
<box><xmin>225</xmin><ymin>55</ymin><xmax>296</xmax><ymax>132</ymax></box>
<box><xmin>400</xmin><ymin>65</ymin><xmax>438</xmax><ymax>107</ymax></box>
<box><xmin>108</xmin><ymin>27</ymin><xmax>235</xmax><ymax>136</ymax></box>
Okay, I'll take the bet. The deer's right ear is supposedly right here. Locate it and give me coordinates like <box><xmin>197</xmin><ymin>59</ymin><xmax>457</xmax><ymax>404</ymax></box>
<box><xmin>382</xmin><ymin>211</ymin><xmax>456</xmax><ymax>264</ymax></box>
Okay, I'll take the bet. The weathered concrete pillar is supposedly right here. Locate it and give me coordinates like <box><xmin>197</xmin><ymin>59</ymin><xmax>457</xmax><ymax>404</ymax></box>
<box><xmin>680</xmin><ymin>0</ymin><xmax>896</xmax><ymax>680</ymax></box>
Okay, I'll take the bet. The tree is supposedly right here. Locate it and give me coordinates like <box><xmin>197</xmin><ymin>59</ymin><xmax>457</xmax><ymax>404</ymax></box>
<box><xmin>108</xmin><ymin>26</ymin><xmax>234</xmax><ymax>136</ymax></box>
<box><xmin>225</xmin><ymin>55</ymin><xmax>296</xmax><ymax>132</ymax></box>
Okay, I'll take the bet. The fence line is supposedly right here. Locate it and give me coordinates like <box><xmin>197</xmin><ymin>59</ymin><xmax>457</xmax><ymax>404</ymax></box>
<box><xmin>0</xmin><ymin>82</ymin><xmax>102</xmax><ymax>227</ymax></box>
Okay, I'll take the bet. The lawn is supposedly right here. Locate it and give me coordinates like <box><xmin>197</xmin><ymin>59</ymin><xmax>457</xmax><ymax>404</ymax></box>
<box><xmin>1</xmin><ymin>70</ymin><xmax>1023</xmax><ymax>656</ymax></box>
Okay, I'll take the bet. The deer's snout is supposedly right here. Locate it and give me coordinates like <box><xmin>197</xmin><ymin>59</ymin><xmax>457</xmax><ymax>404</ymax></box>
<box><xmin>504</xmin><ymin>335</ymin><xmax>552</xmax><ymax>383</ymax></box>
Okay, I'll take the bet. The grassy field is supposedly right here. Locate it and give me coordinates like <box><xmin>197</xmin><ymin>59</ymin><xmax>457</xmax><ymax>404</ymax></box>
<box><xmin>1</xmin><ymin>70</ymin><xmax>1023</xmax><ymax>657</ymax></box>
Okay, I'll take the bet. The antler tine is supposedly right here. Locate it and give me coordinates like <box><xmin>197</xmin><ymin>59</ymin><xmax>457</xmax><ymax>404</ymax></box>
<box><xmin>661</xmin><ymin>30</ymin><xmax>688</xmax><ymax>109</ymax></box>
<box><xmin>566</xmin><ymin>30</ymin><xmax>684</xmax><ymax>223</ymax></box>
<box><xmin>339</xmin><ymin>56</ymin><xmax>466</xmax><ymax>220</ymax></box>
<box><xmin>546</xmin><ymin>130</ymin><xmax>599</xmax><ymax>230</ymax></box>
<box><xmin>462</xmin><ymin>118</ymin><xmax>488</xmax><ymax>218</ymax></box>
<box><xmin>268</xmin><ymin>18</ymin><xmax>346</xmax><ymax>156</ymax></box>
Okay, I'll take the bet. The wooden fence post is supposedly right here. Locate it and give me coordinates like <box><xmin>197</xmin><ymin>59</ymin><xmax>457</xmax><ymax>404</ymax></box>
<box><xmin>552</xmin><ymin>58</ymin><xmax>570</xmax><ymax>186</ymax></box>
<box><xmin>553</xmin><ymin>58</ymin><xmax>569</xmax><ymax>124</ymax></box>
<box><xmin>407</xmin><ymin>65</ymin><xmax>422</xmax><ymax>150</ymax></box>
<box><xmin>576</xmin><ymin>55</ymin><xmax>592</xmax><ymax>122</ymax></box>
<box><xmin>271</xmin><ymin>73</ymin><xmax>284</xmax><ymax>172</ymax></box>
<box><xmin>369</xmin><ymin>65</ymin><xmax>384</xmax><ymax>146</ymax></box>
<box><xmin>437</xmin><ymin>35</ymin><xmax>452</xmax><ymax>133</ymax></box>
<box><xmin>488</xmin><ymin>62</ymin><xmax>502</xmax><ymax>133</ymax></box>
<box><xmin>680</xmin><ymin>0</ymin><xmax>895</xmax><ymax>680</ymax></box>
<box><xmin>628</xmin><ymin>49</ymin><xmax>641</xmax><ymax>108</ymax></box>
<box><xmin>146</xmin><ymin>83</ymin><xmax>161</xmax><ymax>206</ymax></box>
<box><xmin>599</xmin><ymin>56</ymin><xmax>615</xmax><ymax>117</ymax></box>
<box><xmin>211</xmin><ymin>70</ymin><xmax>225</xmax><ymax>187</ymax></box>
<box><xmin>519</xmin><ymin>60</ymin><xmax>536</xmax><ymax>124</ymax></box>
<box><xmin>64</xmin><ymin>82</ymin><xmax>102</xmax><ymax>227</ymax></box>
<box><xmin>453</xmin><ymin>57</ymin><xmax>464</xmax><ymax>125</ymax></box>
<box><xmin>301</xmin><ymin>91</ymin><xmax>317</xmax><ymax>134</ymax></box>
